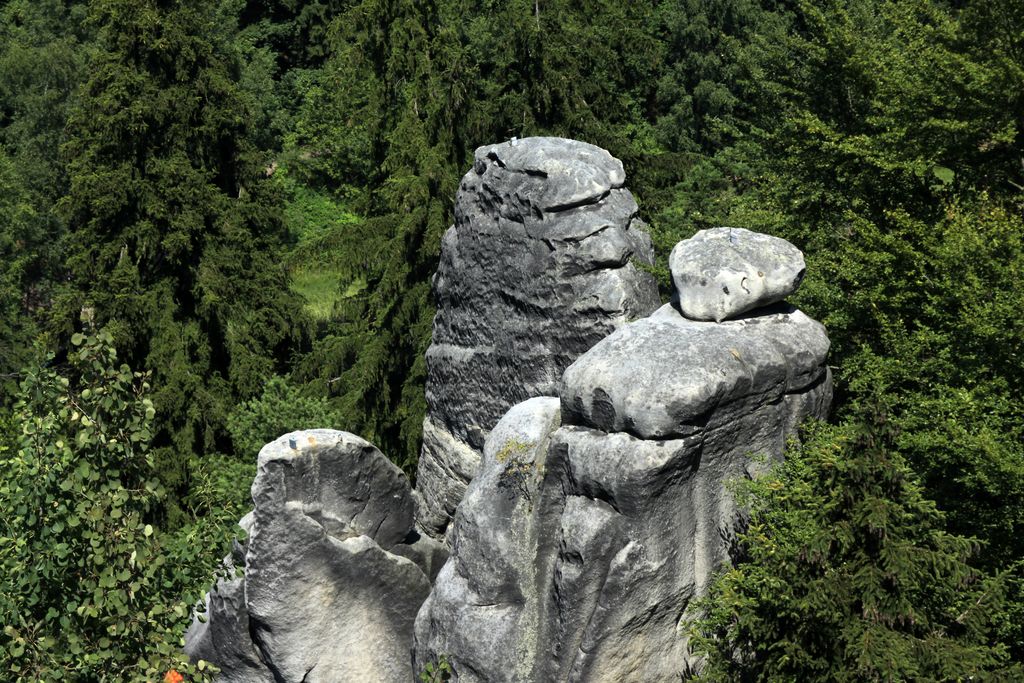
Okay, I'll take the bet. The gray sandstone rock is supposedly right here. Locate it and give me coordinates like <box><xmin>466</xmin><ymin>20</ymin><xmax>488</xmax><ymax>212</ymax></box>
<box><xmin>562</xmin><ymin>302</ymin><xmax>830</xmax><ymax>440</ymax></box>
<box><xmin>252</xmin><ymin>429</ymin><xmax>414</xmax><ymax>551</ymax></box>
<box><xmin>190</xmin><ymin>151</ymin><xmax>832</xmax><ymax>683</ymax></box>
<box><xmin>417</xmin><ymin>137</ymin><xmax>661</xmax><ymax>540</ymax></box>
<box><xmin>670</xmin><ymin>227</ymin><xmax>806</xmax><ymax>321</ymax></box>
<box><xmin>416</xmin><ymin>301</ymin><xmax>831</xmax><ymax>681</ymax></box>
<box><xmin>187</xmin><ymin>430</ymin><xmax>437</xmax><ymax>683</ymax></box>
<box><xmin>415</xmin><ymin>397</ymin><xmax>562</xmax><ymax>682</ymax></box>
<box><xmin>184</xmin><ymin>578</ymin><xmax>274</xmax><ymax>683</ymax></box>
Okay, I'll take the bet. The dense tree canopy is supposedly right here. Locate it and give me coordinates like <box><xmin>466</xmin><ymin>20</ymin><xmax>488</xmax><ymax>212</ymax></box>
<box><xmin>0</xmin><ymin>0</ymin><xmax>1021</xmax><ymax>674</ymax></box>
<box><xmin>54</xmin><ymin>0</ymin><xmax>309</xmax><ymax>503</ymax></box>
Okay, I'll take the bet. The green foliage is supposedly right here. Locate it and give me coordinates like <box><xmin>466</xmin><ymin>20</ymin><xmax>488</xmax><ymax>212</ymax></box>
<box><xmin>227</xmin><ymin>375</ymin><xmax>344</xmax><ymax>458</ymax></box>
<box><xmin>273</xmin><ymin>159</ymin><xmax>363</xmax><ymax>320</ymax></box>
<box><xmin>0</xmin><ymin>0</ymin><xmax>1022</xmax><ymax>671</ymax></box>
<box><xmin>0</xmin><ymin>0</ymin><xmax>91</xmax><ymax>403</ymax></box>
<box><xmin>290</xmin><ymin>267</ymin><xmax>346</xmax><ymax>321</ymax></box>
<box><xmin>0</xmin><ymin>150</ymin><xmax>42</xmax><ymax>395</ymax></box>
<box><xmin>689</xmin><ymin>414</ymin><xmax>1018</xmax><ymax>681</ymax></box>
<box><xmin>809</xmin><ymin>198</ymin><xmax>1024</xmax><ymax>562</ymax></box>
<box><xmin>52</xmin><ymin>0</ymin><xmax>309</xmax><ymax>490</ymax></box>
<box><xmin>0</xmin><ymin>0</ymin><xmax>90</xmax><ymax>198</ymax></box>
<box><xmin>277</xmin><ymin>165</ymin><xmax>362</xmax><ymax>249</ymax></box>
<box><xmin>0</xmin><ymin>329</ymin><xmax>215</xmax><ymax>681</ymax></box>
<box><xmin>418</xmin><ymin>654</ymin><xmax>453</xmax><ymax>682</ymax></box>
<box><xmin>694</xmin><ymin>0</ymin><xmax>1024</xmax><ymax>581</ymax></box>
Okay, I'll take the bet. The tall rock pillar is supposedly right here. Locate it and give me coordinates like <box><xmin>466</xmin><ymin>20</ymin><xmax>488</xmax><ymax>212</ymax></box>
<box><xmin>415</xmin><ymin>137</ymin><xmax>661</xmax><ymax>539</ymax></box>
<box><xmin>414</xmin><ymin>228</ymin><xmax>832</xmax><ymax>681</ymax></box>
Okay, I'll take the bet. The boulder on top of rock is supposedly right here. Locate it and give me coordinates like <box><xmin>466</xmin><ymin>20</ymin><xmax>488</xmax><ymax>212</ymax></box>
<box><xmin>416</xmin><ymin>308</ymin><xmax>832</xmax><ymax>680</ymax></box>
<box><xmin>670</xmin><ymin>227</ymin><xmax>806</xmax><ymax>322</ymax></box>
<box><xmin>560</xmin><ymin>303</ymin><xmax>830</xmax><ymax>440</ymax></box>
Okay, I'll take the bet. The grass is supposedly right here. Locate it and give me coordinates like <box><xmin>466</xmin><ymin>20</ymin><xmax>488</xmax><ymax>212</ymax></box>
<box><xmin>289</xmin><ymin>269</ymin><xmax>368</xmax><ymax>321</ymax></box>
<box><xmin>275</xmin><ymin>160</ymin><xmax>367</xmax><ymax>321</ymax></box>
<box><xmin>290</xmin><ymin>268</ymin><xmax>343</xmax><ymax>320</ymax></box>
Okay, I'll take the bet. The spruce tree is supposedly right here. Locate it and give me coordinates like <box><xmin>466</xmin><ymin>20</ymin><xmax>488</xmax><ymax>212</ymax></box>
<box><xmin>689</xmin><ymin>412</ymin><xmax>1017</xmax><ymax>681</ymax></box>
<box><xmin>0</xmin><ymin>0</ymin><xmax>91</xmax><ymax>400</ymax></box>
<box><xmin>55</xmin><ymin>0</ymin><xmax>307</xmax><ymax>498</ymax></box>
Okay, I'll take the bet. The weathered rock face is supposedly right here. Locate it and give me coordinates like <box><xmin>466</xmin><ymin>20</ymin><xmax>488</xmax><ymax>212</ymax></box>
<box><xmin>670</xmin><ymin>227</ymin><xmax>806</xmax><ymax>322</ymax></box>
<box><xmin>414</xmin><ymin>397</ymin><xmax>562</xmax><ymax>681</ymax></box>
<box><xmin>186</xmin><ymin>430</ymin><xmax>443</xmax><ymax>683</ymax></box>
<box><xmin>415</xmin><ymin>299</ymin><xmax>831</xmax><ymax>680</ymax></box>
<box><xmin>416</xmin><ymin>137</ymin><xmax>661</xmax><ymax>539</ymax></box>
<box><xmin>562</xmin><ymin>303</ymin><xmax>830</xmax><ymax>439</ymax></box>
<box><xmin>191</xmin><ymin>140</ymin><xmax>832</xmax><ymax>683</ymax></box>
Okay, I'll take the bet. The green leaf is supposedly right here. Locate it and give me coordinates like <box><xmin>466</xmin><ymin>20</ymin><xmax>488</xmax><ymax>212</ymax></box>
<box><xmin>931</xmin><ymin>165</ymin><xmax>955</xmax><ymax>185</ymax></box>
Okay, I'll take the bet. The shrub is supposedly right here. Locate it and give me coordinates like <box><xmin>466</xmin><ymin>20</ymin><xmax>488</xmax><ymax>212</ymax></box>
<box><xmin>227</xmin><ymin>375</ymin><xmax>344</xmax><ymax>458</ymax></box>
<box><xmin>0</xmin><ymin>329</ymin><xmax>212</xmax><ymax>681</ymax></box>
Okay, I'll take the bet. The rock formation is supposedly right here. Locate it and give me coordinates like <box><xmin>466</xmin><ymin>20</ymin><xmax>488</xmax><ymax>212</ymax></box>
<box><xmin>413</xmin><ymin>232</ymin><xmax>831</xmax><ymax>680</ymax></box>
<box><xmin>185</xmin><ymin>430</ymin><xmax>444</xmax><ymax>683</ymax></box>
<box><xmin>189</xmin><ymin>139</ymin><xmax>832</xmax><ymax>683</ymax></box>
<box><xmin>670</xmin><ymin>227</ymin><xmax>806</xmax><ymax>322</ymax></box>
<box><xmin>416</xmin><ymin>137</ymin><xmax>661</xmax><ymax>540</ymax></box>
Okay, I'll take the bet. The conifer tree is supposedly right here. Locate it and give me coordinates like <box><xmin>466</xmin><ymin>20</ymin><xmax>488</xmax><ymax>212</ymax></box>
<box><xmin>0</xmin><ymin>0</ymin><xmax>91</xmax><ymax>400</ymax></box>
<box><xmin>55</xmin><ymin>0</ymin><xmax>307</xmax><ymax>495</ymax></box>
<box><xmin>689</xmin><ymin>412</ymin><xmax>1017</xmax><ymax>681</ymax></box>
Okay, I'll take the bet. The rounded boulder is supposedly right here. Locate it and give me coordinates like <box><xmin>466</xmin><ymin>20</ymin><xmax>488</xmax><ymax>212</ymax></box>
<box><xmin>670</xmin><ymin>227</ymin><xmax>805</xmax><ymax>321</ymax></box>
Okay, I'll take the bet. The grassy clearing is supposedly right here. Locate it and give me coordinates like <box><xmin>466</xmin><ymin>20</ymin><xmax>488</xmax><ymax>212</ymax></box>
<box><xmin>289</xmin><ymin>269</ymin><xmax>368</xmax><ymax>321</ymax></box>
<box><xmin>276</xmin><ymin>160</ymin><xmax>367</xmax><ymax>321</ymax></box>
<box><xmin>290</xmin><ymin>267</ymin><xmax>344</xmax><ymax>320</ymax></box>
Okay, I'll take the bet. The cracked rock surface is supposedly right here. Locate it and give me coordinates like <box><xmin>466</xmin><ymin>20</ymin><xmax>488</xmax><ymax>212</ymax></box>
<box><xmin>415</xmin><ymin>296</ymin><xmax>831</xmax><ymax>681</ymax></box>
<box><xmin>185</xmin><ymin>430</ymin><xmax>443</xmax><ymax>683</ymax></box>
<box><xmin>416</xmin><ymin>137</ymin><xmax>661</xmax><ymax>540</ymax></box>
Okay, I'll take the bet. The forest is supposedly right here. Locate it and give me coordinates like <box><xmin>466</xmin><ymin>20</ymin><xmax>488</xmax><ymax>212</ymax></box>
<box><xmin>0</xmin><ymin>0</ymin><xmax>1021</xmax><ymax>679</ymax></box>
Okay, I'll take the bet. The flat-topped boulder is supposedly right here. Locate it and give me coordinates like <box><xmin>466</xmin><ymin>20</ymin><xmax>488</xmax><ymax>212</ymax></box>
<box><xmin>670</xmin><ymin>227</ymin><xmax>806</xmax><ymax>321</ymax></box>
<box><xmin>254</xmin><ymin>430</ymin><xmax>415</xmax><ymax>549</ymax></box>
<box><xmin>561</xmin><ymin>303</ymin><xmax>830</xmax><ymax>439</ymax></box>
